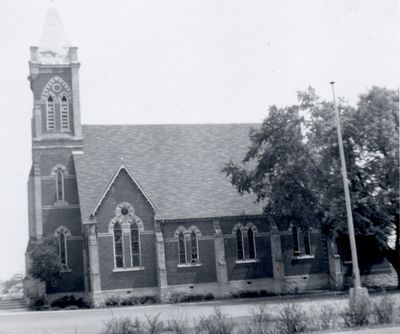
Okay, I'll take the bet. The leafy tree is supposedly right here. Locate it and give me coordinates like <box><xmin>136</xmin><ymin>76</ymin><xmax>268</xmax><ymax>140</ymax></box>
<box><xmin>223</xmin><ymin>103</ymin><xmax>321</xmax><ymax>229</ymax></box>
<box><xmin>29</xmin><ymin>237</ymin><xmax>63</xmax><ymax>290</ymax></box>
<box><xmin>224</xmin><ymin>86</ymin><xmax>400</xmax><ymax>287</ymax></box>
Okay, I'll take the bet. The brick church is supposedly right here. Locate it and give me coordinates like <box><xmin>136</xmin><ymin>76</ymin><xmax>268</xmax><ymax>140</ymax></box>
<box><xmin>24</xmin><ymin>7</ymin><xmax>394</xmax><ymax>306</ymax></box>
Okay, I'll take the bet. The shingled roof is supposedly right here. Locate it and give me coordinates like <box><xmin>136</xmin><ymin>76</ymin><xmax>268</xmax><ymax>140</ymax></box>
<box><xmin>73</xmin><ymin>124</ymin><xmax>264</xmax><ymax>222</ymax></box>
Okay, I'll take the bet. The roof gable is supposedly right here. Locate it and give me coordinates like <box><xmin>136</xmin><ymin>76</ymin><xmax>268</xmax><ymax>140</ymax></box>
<box><xmin>91</xmin><ymin>162</ymin><xmax>157</xmax><ymax>217</ymax></box>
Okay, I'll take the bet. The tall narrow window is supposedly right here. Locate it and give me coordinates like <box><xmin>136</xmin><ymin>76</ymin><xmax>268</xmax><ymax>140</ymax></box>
<box><xmin>58</xmin><ymin>232</ymin><xmax>67</xmax><ymax>267</ymax></box>
<box><xmin>113</xmin><ymin>223</ymin><xmax>124</xmax><ymax>268</ymax></box>
<box><xmin>60</xmin><ymin>96</ymin><xmax>70</xmax><ymax>131</ymax></box>
<box><xmin>190</xmin><ymin>231</ymin><xmax>198</xmax><ymax>263</ymax></box>
<box><xmin>292</xmin><ymin>226</ymin><xmax>301</xmax><ymax>256</ymax></box>
<box><xmin>130</xmin><ymin>223</ymin><xmax>141</xmax><ymax>267</ymax></box>
<box><xmin>178</xmin><ymin>232</ymin><xmax>186</xmax><ymax>264</ymax></box>
<box><xmin>47</xmin><ymin>96</ymin><xmax>55</xmax><ymax>130</ymax></box>
<box><xmin>248</xmin><ymin>228</ymin><xmax>256</xmax><ymax>259</ymax></box>
<box><xmin>56</xmin><ymin>169</ymin><xmax>64</xmax><ymax>201</ymax></box>
<box><xmin>304</xmin><ymin>228</ymin><xmax>312</xmax><ymax>255</ymax></box>
<box><xmin>236</xmin><ymin>229</ymin><xmax>244</xmax><ymax>260</ymax></box>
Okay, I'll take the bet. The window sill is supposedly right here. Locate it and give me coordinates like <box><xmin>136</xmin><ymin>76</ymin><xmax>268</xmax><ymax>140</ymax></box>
<box><xmin>61</xmin><ymin>268</ymin><xmax>72</xmax><ymax>273</ymax></box>
<box><xmin>235</xmin><ymin>259</ymin><xmax>259</xmax><ymax>264</ymax></box>
<box><xmin>177</xmin><ymin>263</ymin><xmax>202</xmax><ymax>268</ymax></box>
<box><xmin>54</xmin><ymin>200</ymin><xmax>69</xmax><ymax>206</ymax></box>
<box><xmin>292</xmin><ymin>255</ymin><xmax>314</xmax><ymax>260</ymax></box>
<box><xmin>343</xmin><ymin>260</ymin><xmax>353</xmax><ymax>265</ymax></box>
<box><xmin>113</xmin><ymin>267</ymin><xmax>145</xmax><ymax>272</ymax></box>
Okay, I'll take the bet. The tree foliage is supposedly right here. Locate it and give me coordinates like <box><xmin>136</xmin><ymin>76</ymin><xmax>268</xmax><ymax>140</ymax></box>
<box><xmin>223</xmin><ymin>86</ymin><xmax>400</xmax><ymax>286</ymax></box>
<box><xmin>29</xmin><ymin>237</ymin><xmax>63</xmax><ymax>289</ymax></box>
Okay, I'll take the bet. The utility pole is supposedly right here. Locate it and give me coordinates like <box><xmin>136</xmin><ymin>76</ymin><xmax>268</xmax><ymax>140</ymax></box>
<box><xmin>330</xmin><ymin>82</ymin><xmax>367</xmax><ymax>300</ymax></box>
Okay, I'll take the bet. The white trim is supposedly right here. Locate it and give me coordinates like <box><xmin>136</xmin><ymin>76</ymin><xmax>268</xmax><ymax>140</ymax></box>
<box><xmin>91</xmin><ymin>163</ymin><xmax>156</xmax><ymax>216</ymax></box>
<box><xmin>177</xmin><ymin>263</ymin><xmax>203</xmax><ymax>268</ymax></box>
<box><xmin>292</xmin><ymin>255</ymin><xmax>315</xmax><ymax>260</ymax></box>
<box><xmin>235</xmin><ymin>259</ymin><xmax>259</xmax><ymax>264</ymax></box>
<box><xmin>41</xmin><ymin>76</ymin><xmax>71</xmax><ymax>100</ymax></box>
<box><xmin>42</xmin><ymin>205</ymin><xmax>80</xmax><ymax>209</ymax></box>
<box><xmin>113</xmin><ymin>267</ymin><xmax>145</xmax><ymax>273</ymax></box>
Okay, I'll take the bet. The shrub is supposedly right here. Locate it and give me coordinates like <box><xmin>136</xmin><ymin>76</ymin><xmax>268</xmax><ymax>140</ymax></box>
<box><xmin>29</xmin><ymin>296</ymin><xmax>49</xmax><ymax>311</ymax></box>
<box><xmin>101</xmin><ymin>317</ymin><xmax>143</xmax><ymax>334</ymax></box>
<box><xmin>276</xmin><ymin>302</ymin><xmax>308</xmax><ymax>334</ymax></box>
<box><xmin>168</xmin><ymin>292</ymin><xmax>214</xmax><ymax>304</ymax></box>
<box><xmin>50</xmin><ymin>295</ymin><xmax>88</xmax><ymax>309</ymax></box>
<box><xmin>341</xmin><ymin>296</ymin><xmax>371</xmax><ymax>328</ymax></box>
<box><xmin>104</xmin><ymin>295</ymin><xmax>122</xmax><ymax>307</ymax></box>
<box><xmin>101</xmin><ymin>315</ymin><xmax>163</xmax><ymax>334</ymax></box>
<box><xmin>241</xmin><ymin>304</ymin><xmax>274</xmax><ymax>334</ymax></box>
<box><xmin>145</xmin><ymin>313</ymin><xmax>163</xmax><ymax>334</ymax></box>
<box><xmin>167</xmin><ymin>316</ymin><xmax>189</xmax><ymax>334</ymax></box>
<box><xmin>373</xmin><ymin>295</ymin><xmax>395</xmax><ymax>324</ymax></box>
<box><xmin>309</xmin><ymin>304</ymin><xmax>338</xmax><ymax>330</ymax></box>
<box><xmin>194</xmin><ymin>307</ymin><xmax>234</xmax><ymax>334</ymax></box>
<box><xmin>204</xmin><ymin>293</ymin><xmax>215</xmax><ymax>301</ymax></box>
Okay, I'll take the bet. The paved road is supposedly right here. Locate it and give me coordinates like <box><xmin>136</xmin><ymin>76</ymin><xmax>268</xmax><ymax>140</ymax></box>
<box><xmin>0</xmin><ymin>293</ymin><xmax>399</xmax><ymax>334</ymax></box>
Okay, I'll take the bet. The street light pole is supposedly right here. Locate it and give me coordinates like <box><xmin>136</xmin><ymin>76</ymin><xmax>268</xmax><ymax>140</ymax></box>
<box><xmin>330</xmin><ymin>82</ymin><xmax>363</xmax><ymax>292</ymax></box>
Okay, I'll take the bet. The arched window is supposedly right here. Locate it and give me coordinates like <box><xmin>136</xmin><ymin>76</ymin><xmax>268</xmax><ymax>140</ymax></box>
<box><xmin>58</xmin><ymin>231</ymin><xmax>67</xmax><ymax>267</ymax></box>
<box><xmin>130</xmin><ymin>222</ymin><xmax>141</xmax><ymax>267</ymax></box>
<box><xmin>303</xmin><ymin>228</ymin><xmax>312</xmax><ymax>255</ymax></box>
<box><xmin>46</xmin><ymin>96</ymin><xmax>55</xmax><ymax>130</ymax></box>
<box><xmin>56</xmin><ymin>169</ymin><xmax>64</xmax><ymax>201</ymax></box>
<box><xmin>190</xmin><ymin>231</ymin><xmax>198</xmax><ymax>263</ymax></box>
<box><xmin>178</xmin><ymin>232</ymin><xmax>186</xmax><ymax>264</ymax></box>
<box><xmin>236</xmin><ymin>229</ymin><xmax>244</xmax><ymax>260</ymax></box>
<box><xmin>113</xmin><ymin>223</ymin><xmax>124</xmax><ymax>268</ymax></box>
<box><xmin>54</xmin><ymin>226</ymin><xmax>71</xmax><ymax>270</ymax></box>
<box><xmin>60</xmin><ymin>96</ymin><xmax>69</xmax><ymax>131</ymax></box>
<box><xmin>248</xmin><ymin>228</ymin><xmax>256</xmax><ymax>259</ymax></box>
<box><xmin>292</xmin><ymin>226</ymin><xmax>301</xmax><ymax>256</ymax></box>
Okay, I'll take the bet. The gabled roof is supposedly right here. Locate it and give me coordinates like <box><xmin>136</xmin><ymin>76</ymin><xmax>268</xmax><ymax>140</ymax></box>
<box><xmin>91</xmin><ymin>162</ymin><xmax>157</xmax><ymax>216</ymax></box>
<box><xmin>73</xmin><ymin>124</ymin><xmax>264</xmax><ymax>222</ymax></box>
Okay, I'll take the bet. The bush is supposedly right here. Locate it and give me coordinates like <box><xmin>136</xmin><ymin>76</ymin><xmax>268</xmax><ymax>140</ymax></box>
<box><xmin>167</xmin><ymin>316</ymin><xmax>189</xmax><ymax>334</ymax></box>
<box><xmin>341</xmin><ymin>296</ymin><xmax>371</xmax><ymax>328</ymax></box>
<box><xmin>104</xmin><ymin>295</ymin><xmax>156</xmax><ymax>307</ymax></box>
<box><xmin>29</xmin><ymin>296</ymin><xmax>49</xmax><ymax>311</ymax></box>
<box><xmin>373</xmin><ymin>295</ymin><xmax>395</xmax><ymax>324</ymax></box>
<box><xmin>101</xmin><ymin>315</ymin><xmax>163</xmax><ymax>334</ymax></box>
<box><xmin>276</xmin><ymin>303</ymin><xmax>308</xmax><ymax>334</ymax></box>
<box><xmin>308</xmin><ymin>304</ymin><xmax>338</xmax><ymax>331</ymax></box>
<box><xmin>168</xmin><ymin>292</ymin><xmax>214</xmax><ymax>304</ymax></box>
<box><xmin>194</xmin><ymin>307</ymin><xmax>234</xmax><ymax>334</ymax></box>
<box><xmin>240</xmin><ymin>304</ymin><xmax>274</xmax><ymax>334</ymax></box>
<box><xmin>50</xmin><ymin>295</ymin><xmax>88</xmax><ymax>309</ymax></box>
<box><xmin>101</xmin><ymin>317</ymin><xmax>144</xmax><ymax>334</ymax></box>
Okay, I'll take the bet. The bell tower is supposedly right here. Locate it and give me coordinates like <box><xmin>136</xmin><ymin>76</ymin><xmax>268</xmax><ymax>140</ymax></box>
<box><xmin>29</xmin><ymin>6</ymin><xmax>82</xmax><ymax>142</ymax></box>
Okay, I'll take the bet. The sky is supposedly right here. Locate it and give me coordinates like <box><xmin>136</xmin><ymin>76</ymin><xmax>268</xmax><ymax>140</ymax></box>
<box><xmin>0</xmin><ymin>0</ymin><xmax>398</xmax><ymax>281</ymax></box>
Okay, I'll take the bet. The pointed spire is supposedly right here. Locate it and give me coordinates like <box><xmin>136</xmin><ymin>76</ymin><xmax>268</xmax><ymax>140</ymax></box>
<box><xmin>39</xmin><ymin>5</ymin><xmax>70</xmax><ymax>50</ymax></box>
<box><xmin>37</xmin><ymin>5</ymin><xmax>71</xmax><ymax>64</ymax></box>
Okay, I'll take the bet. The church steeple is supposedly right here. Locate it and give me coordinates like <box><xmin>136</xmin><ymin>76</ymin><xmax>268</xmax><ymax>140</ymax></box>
<box><xmin>37</xmin><ymin>6</ymin><xmax>71</xmax><ymax>64</ymax></box>
<box><xmin>29</xmin><ymin>5</ymin><xmax>82</xmax><ymax>141</ymax></box>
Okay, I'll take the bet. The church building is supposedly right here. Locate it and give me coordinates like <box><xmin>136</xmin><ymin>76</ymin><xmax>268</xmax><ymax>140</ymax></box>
<box><xmin>24</xmin><ymin>7</ymin><xmax>394</xmax><ymax>306</ymax></box>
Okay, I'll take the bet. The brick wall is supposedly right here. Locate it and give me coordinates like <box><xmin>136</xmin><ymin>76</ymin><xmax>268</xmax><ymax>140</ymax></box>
<box><xmin>94</xmin><ymin>168</ymin><xmax>158</xmax><ymax>290</ymax></box>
